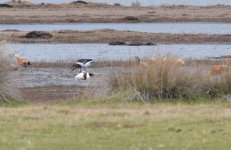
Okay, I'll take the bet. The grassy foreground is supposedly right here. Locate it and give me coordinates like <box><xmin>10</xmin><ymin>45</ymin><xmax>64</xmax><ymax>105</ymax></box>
<box><xmin>0</xmin><ymin>99</ymin><xmax>231</xmax><ymax>150</ymax></box>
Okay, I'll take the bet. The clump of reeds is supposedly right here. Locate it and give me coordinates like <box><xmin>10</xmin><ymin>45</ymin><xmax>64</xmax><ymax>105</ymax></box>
<box><xmin>0</xmin><ymin>44</ymin><xmax>19</xmax><ymax>102</ymax></box>
<box><xmin>110</xmin><ymin>56</ymin><xmax>231</xmax><ymax>101</ymax></box>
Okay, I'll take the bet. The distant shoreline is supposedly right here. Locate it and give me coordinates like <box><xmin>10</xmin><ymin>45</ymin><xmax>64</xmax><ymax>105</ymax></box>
<box><xmin>1</xmin><ymin>2</ymin><xmax>231</xmax><ymax>24</ymax></box>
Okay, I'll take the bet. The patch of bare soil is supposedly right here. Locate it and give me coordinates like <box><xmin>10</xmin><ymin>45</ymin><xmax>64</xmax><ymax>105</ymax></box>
<box><xmin>20</xmin><ymin>84</ymin><xmax>98</xmax><ymax>102</ymax></box>
<box><xmin>1</xmin><ymin>29</ymin><xmax>231</xmax><ymax>44</ymax></box>
<box><xmin>85</xmin><ymin>121</ymin><xmax>144</xmax><ymax>129</ymax></box>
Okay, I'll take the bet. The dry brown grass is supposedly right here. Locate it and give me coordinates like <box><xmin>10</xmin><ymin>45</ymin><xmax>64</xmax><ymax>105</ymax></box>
<box><xmin>0</xmin><ymin>44</ymin><xmax>20</xmax><ymax>102</ymax></box>
<box><xmin>110</xmin><ymin>56</ymin><xmax>231</xmax><ymax>101</ymax></box>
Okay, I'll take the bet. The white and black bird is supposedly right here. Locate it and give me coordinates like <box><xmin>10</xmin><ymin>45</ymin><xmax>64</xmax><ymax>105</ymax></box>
<box><xmin>71</xmin><ymin>59</ymin><xmax>94</xmax><ymax>71</ymax></box>
<box><xmin>75</xmin><ymin>71</ymin><xmax>94</xmax><ymax>80</ymax></box>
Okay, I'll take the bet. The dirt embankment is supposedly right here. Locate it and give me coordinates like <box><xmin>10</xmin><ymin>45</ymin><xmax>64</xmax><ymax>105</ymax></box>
<box><xmin>1</xmin><ymin>29</ymin><xmax>231</xmax><ymax>44</ymax></box>
<box><xmin>1</xmin><ymin>2</ymin><xmax>231</xmax><ymax>23</ymax></box>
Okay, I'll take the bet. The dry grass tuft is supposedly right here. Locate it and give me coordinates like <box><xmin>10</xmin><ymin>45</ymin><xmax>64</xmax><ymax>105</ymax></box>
<box><xmin>110</xmin><ymin>56</ymin><xmax>231</xmax><ymax>101</ymax></box>
<box><xmin>0</xmin><ymin>44</ymin><xmax>20</xmax><ymax>102</ymax></box>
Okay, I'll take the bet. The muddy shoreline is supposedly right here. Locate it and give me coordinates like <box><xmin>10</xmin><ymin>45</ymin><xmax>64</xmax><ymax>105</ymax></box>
<box><xmin>1</xmin><ymin>2</ymin><xmax>231</xmax><ymax>23</ymax></box>
<box><xmin>1</xmin><ymin>29</ymin><xmax>231</xmax><ymax>44</ymax></box>
<box><xmin>18</xmin><ymin>58</ymin><xmax>231</xmax><ymax>102</ymax></box>
<box><xmin>22</xmin><ymin>59</ymin><xmax>231</xmax><ymax>68</ymax></box>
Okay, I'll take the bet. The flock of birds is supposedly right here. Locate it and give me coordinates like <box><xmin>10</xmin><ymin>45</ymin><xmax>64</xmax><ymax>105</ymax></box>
<box><xmin>14</xmin><ymin>54</ymin><xmax>229</xmax><ymax>81</ymax></box>
<box><xmin>135</xmin><ymin>56</ymin><xmax>229</xmax><ymax>75</ymax></box>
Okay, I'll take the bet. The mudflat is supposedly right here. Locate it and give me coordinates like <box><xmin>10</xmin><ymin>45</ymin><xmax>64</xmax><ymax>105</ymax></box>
<box><xmin>1</xmin><ymin>2</ymin><xmax>231</xmax><ymax>23</ymax></box>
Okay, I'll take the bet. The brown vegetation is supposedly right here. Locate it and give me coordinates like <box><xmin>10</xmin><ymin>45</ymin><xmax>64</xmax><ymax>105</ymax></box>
<box><xmin>110</xmin><ymin>56</ymin><xmax>231</xmax><ymax>101</ymax></box>
<box><xmin>0</xmin><ymin>44</ymin><xmax>20</xmax><ymax>102</ymax></box>
<box><xmin>24</xmin><ymin>31</ymin><xmax>53</xmax><ymax>39</ymax></box>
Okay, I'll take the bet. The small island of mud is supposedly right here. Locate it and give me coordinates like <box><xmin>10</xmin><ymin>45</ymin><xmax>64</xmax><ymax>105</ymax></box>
<box><xmin>1</xmin><ymin>29</ymin><xmax>231</xmax><ymax>44</ymax></box>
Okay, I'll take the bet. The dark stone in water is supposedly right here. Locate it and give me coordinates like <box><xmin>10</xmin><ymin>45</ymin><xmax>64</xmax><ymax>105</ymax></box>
<box><xmin>71</xmin><ymin>1</ymin><xmax>88</xmax><ymax>4</ymax></box>
<box><xmin>145</xmin><ymin>42</ymin><xmax>157</xmax><ymax>46</ymax></box>
<box><xmin>109</xmin><ymin>42</ymin><xmax>126</xmax><ymax>45</ymax></box>
<box><xmin>0</xmin><ymin>4</ymin><xmax>13</xmax><ymax>8</ymax></box>
<box><xmin>128</xmin><ymin>43</ymin><xmax>143</xmax><ymax>46</ymax></box>
<box><xmin>24</xmin><ymin>31</ymin><xmax>53</xmax><ymax>39</ymax></box>
<box><xmin>128</xmin><ymin>42</ymin><xmax>156</xmax><ymax>46</ymax></box>
<box><xmin>109</xmin><ymin>42</ymin><xmax>156</xmax><ymax>46</ymax></box>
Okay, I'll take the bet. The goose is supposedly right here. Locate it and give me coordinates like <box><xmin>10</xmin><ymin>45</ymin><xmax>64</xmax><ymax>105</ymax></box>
<box><xmin>150</xmin><ymin>57</ymin><xmax>185</xmax><ymax>66</ymax></box>
<box><xmin>135</xmin><ymin>56</ymin><xmax>185</xmax><ymax>67</ymax></box>
<box><xmin>172</xmin><ymin>58</ymin><xmax>185</xmax><ymax>66</ymax></box>
<box><xmin>15</xmin><ymin>54</ymin><xmax>31</xmax><ymax>66</ymax></box>
<box><xmin>209</xmin><ymin>64</ymin><xmax>229</xmax><ymax>75</ymax></box>
<box><xmin>75</xmin><ymin>71</ymin><xmax>94</xmax><ymax>80</ymax></box>
<box><xmin>71</xmin><ymin>59</ymin><xmax>94</xmax><ymax>71</ymax></box>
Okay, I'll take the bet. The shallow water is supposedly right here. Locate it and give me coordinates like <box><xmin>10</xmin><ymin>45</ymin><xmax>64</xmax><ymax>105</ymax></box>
<box><xmin>2</xmin><ymin>0</ymin><xmax>231</xmax><ymax>6</ymax></box>
<box><xmin>11</xmin><ymin>67</ymin><xmax>119</xmax><ymax>88</ymax></box>
<box><xmin>8</xmin><ymin>42</ymin><xmax>230</xmax><ymax>88</ymax></box>
<box><xmin>7</xmin><ymin>43</ymin><xmax>231</xmax><ymax>61</ymax></box>
<box><xmin>1</xmin><ymin>23</ymin><xmax>231</xmax><ymax>35</ymax></box>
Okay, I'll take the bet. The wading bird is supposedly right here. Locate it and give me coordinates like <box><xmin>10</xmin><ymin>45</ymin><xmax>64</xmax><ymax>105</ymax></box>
<box><xmin>209</xmin><ymin>64</ymin><xmax>229</xmax><ymax>75</ymax></box>
<box><xmin>71</xmin><ymin>59</ymin><xmax>94</xmax><ymax>71</ymax></box>
<box><xmin>75</xmin><ymin>71</ymin><xmax>94</xmax><ymax>80</ymax></box>
<box><xmin>15</xmin><ymin>54</ymin><xmax>31</xmax><ymax>67</ymax></box>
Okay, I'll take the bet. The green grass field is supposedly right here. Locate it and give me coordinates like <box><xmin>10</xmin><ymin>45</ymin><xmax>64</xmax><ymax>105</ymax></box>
<box><xmin>0</xmin><ymin>99</ymin><xmax>231</xmax><ymax>150</ymax></box>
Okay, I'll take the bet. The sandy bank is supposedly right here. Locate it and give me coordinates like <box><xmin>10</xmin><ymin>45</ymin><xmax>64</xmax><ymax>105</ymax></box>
<box><xmin>1</xmin><ymin>29</ymin><xmax>231</xmax><ymax>44</ymax></box>
<box><xmin>1</xmin><ymin>3</ymin><xmax>231</xmax><ymax>23</ymax></box>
